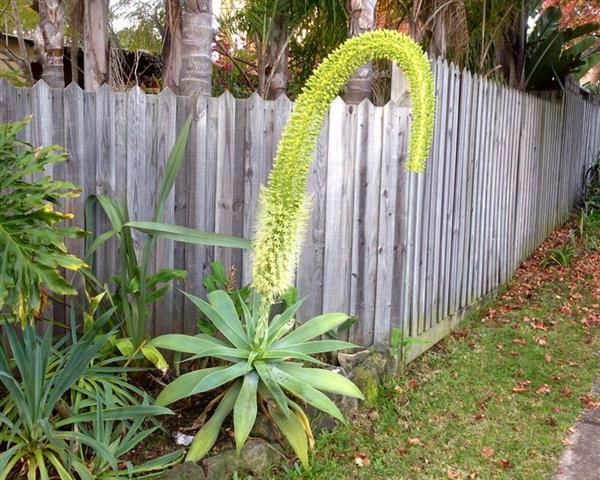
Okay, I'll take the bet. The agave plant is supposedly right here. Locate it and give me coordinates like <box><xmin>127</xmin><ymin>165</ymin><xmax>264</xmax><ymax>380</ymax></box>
<box><xmin>153</xmin><ymin>30</ymin><xmax>435</xmax><ymax>468</ymax></box>
<box><xmin>150</xmin><ymin>290</ymin><xmax>363</xmax><ymax>466</ymax></box>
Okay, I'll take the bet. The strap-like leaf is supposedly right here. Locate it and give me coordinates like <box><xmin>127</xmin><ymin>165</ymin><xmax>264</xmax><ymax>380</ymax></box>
<box><xmin>268</xmin><ymin>365</ymin><xmax>346</xmax><ymax>423</ymax></box>
<box><xmin>234</xmin><ymin>372</ymin><xmax>259</xmax><ymax>454</ymax></box>
<box><xmin>125</xmin><ymin>221</ymin><xmax>252</xmax><ymax>250</ymax></box>
<box><xmin>183</xmin><ymin>292</ymin><xmax>249</xmax><ymax>349</ymax></box>
<box><xmin>268</xmin><ymin>403</ymin><xmax>309</xmax><ymax>469</ymax></box>
<box><xmin>207</xmin><ymin>290</ymin><xmax>248</xmax><ymax>345</ymax></box>
<box><xmin>266</xmin><ymin>299</ymin><xmax>303</xmax><ymax>345</ymax></box>
<box><xmin>190</xmin><ymin>361</ymin><xmax>252</xmax><ymax>395</ymax></box>
<box><xmin>155</xmin><ymin>366</ymin><xmax>227</xmax><ymax>406</ymax></box>
<box><xmin>278</xmin><ymin>365</ymin><xmax>364</xmax><ymax>399</ymax></box>
<box><xmin>274</xmin><ymin>313</ymin><xmax>349</xmax><ymax>348</ymax></box>
<box><xmin>254</xmin><ymin>361</ymin><xmax>290</xmax><ymax>417</ymax></box>
<box><xmin>149</xmin><ymin>334</ymin><xmax>230</xmax><ymax>354</ymax></box>
<box><xmin>186</xmin><ymin>381</ymin><xmax>242</xmax><ymax>461</ymax></box>
<box><xmin>278</xmin><ymin>340</ymin><xmax>358</xmax><ymax>355</ymax></box>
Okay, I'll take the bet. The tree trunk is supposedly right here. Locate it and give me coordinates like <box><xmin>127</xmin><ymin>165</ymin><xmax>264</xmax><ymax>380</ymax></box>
<box><xmin>496</xmin><ymin>2</ymin><xmax>527</xmax><ymax>90</ymax></box>
<box><xmin>83</xmin><ymin>0</ymin><xmax>108</xmax><ymax>90</ymax></box>
<box><xmin>33</xmin><ymin>0</ymin><xmax>65</xmax><ymax>88</ymax></box>
<box><xmin>67</xmin><ymin>0</ymin><xmax>84</xmax><ymax>85</ymax></box>
<box><xmin>179</xmin><ymin>0</ymin><xmax>213</xmax><ymax>96</ymax></box>
<box><xmin>345</xmin><ymin>0</ymin><xmax>376</xmax><ymax>103</ymax></box>
<box><xmin>258</xmin><ymin>14</ymin><xmax>288</xmax><ymax>100</ymax></box>
<box><xmin>10</xmin><ymin>0</ymin><xmax>34</xmax><ymax>85</ymax></box>
<box><xmin>163</xmin><ymin>0</ymin><xmax>183</xmax><ymax>92</ymax></box>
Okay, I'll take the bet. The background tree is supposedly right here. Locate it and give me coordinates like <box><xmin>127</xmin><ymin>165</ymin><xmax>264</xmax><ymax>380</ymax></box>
<box><xmin>345</xmin><ymin>0</ymin><xmax>377</xmax><ymax>103</ymax></box>
<box><xmin>83</xmin><ymin>0</ymin><xmax>108</xmax><ymax>90</ymax></box>
<box><xmin>32</xmin><ymin>0</ymin><xmax>65</xmax><ymax>87</ymax></box>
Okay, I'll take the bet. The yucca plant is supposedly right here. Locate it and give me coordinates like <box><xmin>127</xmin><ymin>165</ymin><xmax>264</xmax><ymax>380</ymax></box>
<box><xmin>84</xmin><ymin>116</ymin><xmax>252</xmax><ymax>369</ymax></box>
<box><xmin>0</xmin><ymin>323</ymin><xmax>172</xmax><ymax>479</ymax></box>
<box><xmin>71</xmin><ymin>390</ymin><xmax>182</xmax><ymax>479</ymax></box>
<box><xmin>0</xmin><ymin>117</ymin><xmax>86</xmax><ymax>324</ymax></box>
<box><xmin>150</xmin><ymin>290</ymin><xmax>363</xmax><ymax>466</ymax></box>
<box><xmin>153</xmin><ymin>30</ymin><xmax>435</xmax><ymax>468</ymax></box>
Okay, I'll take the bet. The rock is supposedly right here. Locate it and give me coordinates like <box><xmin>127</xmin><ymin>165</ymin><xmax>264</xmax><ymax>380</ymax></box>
<box><xmin>337</xmin><ymin>350</ymin><xmax>370</xmax><ymax>371</ymax></box>
<box><xmin>251</xmin><ymin>413</ymin><xmax>279</xmax><ymax>442</ymax></box>
<box><xmin>348</xmin><ymin>351</ymin><xmax>388</xmax><ymax>406</ymax></box>
<box><xmin>202</xmin><ymin>439</ymin><xmax>282</xmax><ymax>479</ymax></box>
<box><xmin>239</xmin><ymin>439</ymin><xmax>282</xmax><ymax>475</ymax></box>
<box><xmin>203</xmin><ymin>449</ymin><xmax>238</xmax><ymax>479</ymax></box>
<box><xmin>160</xmin><ymin>462</ymin><xmax>206</xmax><ymax>480</ymax></box>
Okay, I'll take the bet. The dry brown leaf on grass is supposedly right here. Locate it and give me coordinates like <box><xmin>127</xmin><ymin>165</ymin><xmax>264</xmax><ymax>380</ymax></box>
<box><xmin>354</xmin><ymin>453</ymin><xmax>370</xmax><ymax>467</ymax></box>
<box><xmin>447</xmin><ymin>468</ymin><xmax>460</xmax><ymax>479</ymax></box>
<box><xmin>481</xmin><ymin>446</ymin><xmax>494</xmax><ymax>458</ymax></box>
<box><xmin>536</xmin><ymin>384</ymin><xmax>552</xmax><ymax>394</ymax></box>
<box><xmin>408</xmin><ymin>437</ymin><xmax>421</xmax><ymax>446</ymax></box>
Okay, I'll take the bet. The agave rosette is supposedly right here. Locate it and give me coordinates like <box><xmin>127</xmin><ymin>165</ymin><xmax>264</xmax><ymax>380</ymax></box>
<box><xmin>150</xmin><ymin>290</ymin><xmax>364</xmax><ymax>466</ymax></box>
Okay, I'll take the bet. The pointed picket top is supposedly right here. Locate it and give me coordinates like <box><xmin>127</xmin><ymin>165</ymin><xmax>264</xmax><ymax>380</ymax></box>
<box><xmin>218</xmin><ymin>89</ymin><xmax>235</xmax><ymax>101</ymax></box>
<box><xmin>65</xmin><ymin>81</ymin><xmax>83</xmax><ymax>94</ymax></box>
<box><xmin>32</xmin><ymin>79</ymin><xmax>51</xmax><ymax>95</ymax></box>
<box><xmin>97</xmin><ymin>82</ymin><xmax>113</xmax><ymax>96</ymax></box>
<box><xmin>127</xmin><ymin>84</ymin><xmax>146</xmax><ymax>101</ymax></box>
<box><xmin>357</xmin><ymin>96</ymin><xmax>375</xmax><ymax>111</ymax></box>
<box><xmin>273</xmin><ymin>93</ymin><xmax>292</xmax><ymax>110</ymax></box>
<box><xmin>330</xmin><ymin>95</ymin><xmax>346</xmax><ymax>112</ymax></box>
<box><xmin>157</xmin><ymin>86</ymin><xmax>176</xmax><ymax>100</ymax></box>
<box><xmin>0</xmin><ymin>78</ymin><xmax>17</xmax><ymax>97</ymax></box>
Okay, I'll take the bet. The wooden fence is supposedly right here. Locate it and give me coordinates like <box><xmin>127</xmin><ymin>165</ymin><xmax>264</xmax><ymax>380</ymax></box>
<box><xmin>1</xmin><ymin>58</ymin><xmax>599</xmax><ymax>356</ymax></box>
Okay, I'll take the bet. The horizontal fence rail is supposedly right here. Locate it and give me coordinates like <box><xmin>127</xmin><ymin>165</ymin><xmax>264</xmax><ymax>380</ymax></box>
<box><xmin>1</xmin><ymin>58</ymin><xmax>599</xmax><ymax>356</ymax></box>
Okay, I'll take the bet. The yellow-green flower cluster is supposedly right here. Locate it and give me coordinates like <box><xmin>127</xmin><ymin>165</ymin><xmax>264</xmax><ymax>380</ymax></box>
<box><xmin>251</xmin><ymin>30</ymin><xmax>435</xmax><ymax>310</ymax></box>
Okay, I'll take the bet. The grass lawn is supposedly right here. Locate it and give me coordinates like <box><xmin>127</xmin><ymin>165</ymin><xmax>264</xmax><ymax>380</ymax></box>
<box><xmin>268</xmin><ymin>224</ymin><xmax>600</xmax><ymax>480</ymax></box>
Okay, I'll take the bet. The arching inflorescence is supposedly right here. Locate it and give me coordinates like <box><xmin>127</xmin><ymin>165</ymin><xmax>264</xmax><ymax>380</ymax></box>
<box><xmin>251</xmin><ymin>30</ymin><xmax>436</xmax><ymax>333</ymax></box>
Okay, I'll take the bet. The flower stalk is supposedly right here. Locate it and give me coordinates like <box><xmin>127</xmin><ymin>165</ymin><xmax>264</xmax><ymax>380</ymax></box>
<box><xmin>250</xmin><ymin>30</ymin><xmax>436</xmax><ymax>341</ymax></box>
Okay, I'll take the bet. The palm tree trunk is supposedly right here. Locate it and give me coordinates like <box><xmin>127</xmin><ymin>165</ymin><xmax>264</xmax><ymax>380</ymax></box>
<box><xmin>345</xmin><ymin>0</ymin><xmax>376</xmax><ymax>103</ymax></box>
<box><xmin>163</xmin><ymin>0</ymin><xmax>183</xmax><ymax>92</ymax></box>
<box><xmin>33</xmin><ymin>0</ymin><xmax>65</xmax><ymax>88</ymax></box>
<box><xmin>83</xmin><ymin>0</ymin><xmax>108</xmax><ymax>90</ymax></box>
<box><xmin>179</xmin><ymin>0</ymin><xmax>213</xmax><ymax>96</ymax></box>
<box><xmin>258</xmin><ymin>14</ymin><xmax>288</xmax><ymax>100</ymax></box>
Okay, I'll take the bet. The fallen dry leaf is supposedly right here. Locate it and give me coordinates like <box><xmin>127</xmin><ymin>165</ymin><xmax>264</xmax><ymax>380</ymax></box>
<box><xmin>536</xmin><ymin>384</ymin><xmax>552</xmax><ymax>394</ymax></box>
<box><xmin>482</xmin><ymin>447</ymin><xmax>494</xmax><ymax>458</ymax></box>
<box><xmin>545</xmin><ymin>353</ymin><xmax>552</xmax><ymax>363</ymax></box>
<box><xmin>447</xmin><ymin>469</ymin><xmax>460</xmax><ymax>479</ymax></box>
<box><xmin>408</xmin><ymin>437</ymin><xmax>421</xmax><ymax>446</ymax></box>
<box><xmin>354</xmin><ymin>453</ymin><xmax>370</xmax><ymax>468</ymax></box>
<box><xmin>499</xmin><ymin>459</ymin><xmax>513</xmax><ymax>469</ymax></box>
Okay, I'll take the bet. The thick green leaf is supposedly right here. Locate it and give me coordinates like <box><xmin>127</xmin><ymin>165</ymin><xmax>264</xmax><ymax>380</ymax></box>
<box><xmin>266</xmin><ymin>299</ymin><xmax>303</xmax><ymax>344</ymax></box>
<box><xmin>268</xmin><ymin>365</ymin><xmax>346</xmax><ymax>423</ymax></box>
<box><xmin>207</xmin><ymin>290</ymin><xmax>247</xmax><ymax>344</ymax></box>
<box><xmin>141</xmin><ymin>344</ymin><xmax>169</xmax><ymax>371</ymax></box>
<box><xmin>155</xmin><ymin>366</ymin><xmax>228</xmax><ymax>406</ymax></box>
<box><xmin>183</xmin><ymin>292</ymin><xmax>249</xmax><ymax>349</ymax></box>
<box><xmin>275</xmin><ymin>313</ymin><xmax>349</xmax><ymax>348</ymax></box>
<box><xmin>186</xmin><ymin>381</ymin><xmax>242</xmax><ymax>461</ymax></box>
<box><xmin>234</xmin><ymin>372</ymin><xmax>259</xmax><ymax>454</ymax></box>
<box><xmin>149</xmin><ymin>334</ymin><xmax>229</xmax><ymax>354</ymax></box>
<box><xmin>125</xmin><ymin>221</ymin><xmax>252</xmax><ymax>249</ymax></box>
<box><xmin>268</xmin><ymin>403</ymin><xmax>309</xmax><ymax>469</ymax></box>
<box><xmin>190</xmin><ymin>361</ymin><xmax>252</xmax><ymax>395</ymax></box>
<box><xmin>280</xmin><ymin>340</ymin><xmax>358</xmax><ymax>354</ymax></box>
<box><xmin>278</xmin><ymin>365</ymin><xmax>364</xmax><ymax>399</ymax></box>
<box><xmin>254</xmin><ymin>361</ymin><xmax>290</xmax><ymax>417</ymax></box>
<box><xmin>56</xmin><ymin>406</ymin><xmax>172</xmax><ymax>427</ymax></box>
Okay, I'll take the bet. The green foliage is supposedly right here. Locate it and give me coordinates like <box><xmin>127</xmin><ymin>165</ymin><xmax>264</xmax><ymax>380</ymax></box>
<box><xmin>389</xmin><ymin>327</ymin><xmax>428</xmax><ymax>365</ymax></box>
<box><xmin>151</xmin><ymin>290</ymin><xmax>364</xmax><ymax>465</ymax></box>
<box><xmin>251</xmin><ymin>30</ymin><xmax>435</xmax><ymax>323</ymax></box>
<box><xmin>0</xmin><ymin>323</ymin><xmax>174</xmax><ymax>478</ymax></box>
<box><xmin>84</xmin><ymin>116</ymin><xmax>251</xmax><ymax>369</ymax></box>
<box><xmin>525</xmin><ymin>6</ymin><xmax>600</xmax><ymax>90</ymax></box>
<box><xmin>0</xmin><ymin>117</ymin><xmax>86</xmax><ymax>324</ymax></box>
<box><xmin>541</xmin><ymin>241</ymin><xmax>575</xmax><ymax>268</ymax></box>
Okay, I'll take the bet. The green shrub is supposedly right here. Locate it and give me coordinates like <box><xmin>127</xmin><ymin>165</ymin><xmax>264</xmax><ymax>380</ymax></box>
<box><xmin>0</xmin><ymin>117</ymin><xmax>85</xmax><ymax>324</ymax></box>
<box><xmin>0</xmin><ymin>322</ymin><xmax>174</xmax><ymax>478</ymax></box>
<box><xmin>151</xmin><ymin>291</ymin><xmax>363</xmax><ymax>466</ymax></box>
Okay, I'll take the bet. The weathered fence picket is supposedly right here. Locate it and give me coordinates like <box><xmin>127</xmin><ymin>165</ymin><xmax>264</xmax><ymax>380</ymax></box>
<box><xmin>1</xmin><ymin>62</ymin><xmax>599</xmax><ymax>358</ymax></box>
